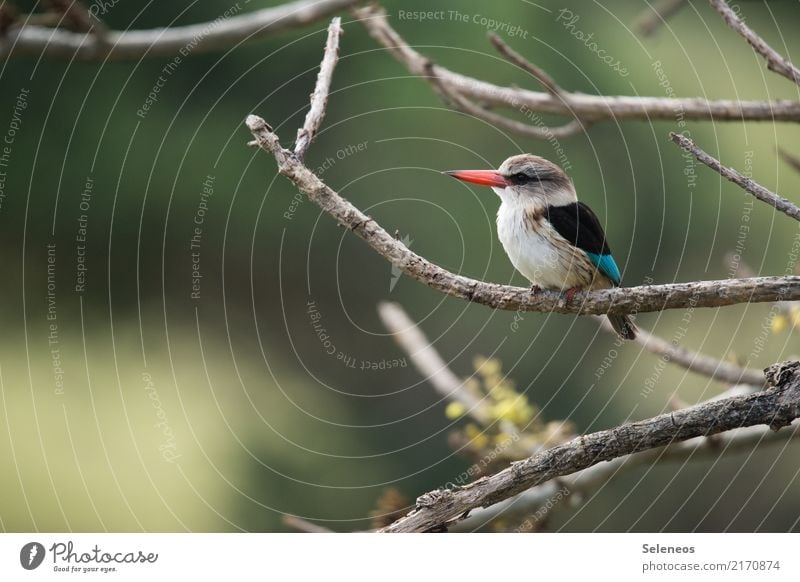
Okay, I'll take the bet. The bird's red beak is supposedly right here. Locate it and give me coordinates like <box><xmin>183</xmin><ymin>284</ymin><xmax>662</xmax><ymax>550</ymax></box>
<box><xmin>445</xmin><ymin>170</ymin><xmax>508</xmax><ymax>188</ymax></box>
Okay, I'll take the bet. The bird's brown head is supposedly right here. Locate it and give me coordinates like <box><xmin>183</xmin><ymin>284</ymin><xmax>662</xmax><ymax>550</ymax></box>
<box><xmin>446</xmin><ymin>154</ymin><xmax>575</xmax><ymax>207</ymax></box>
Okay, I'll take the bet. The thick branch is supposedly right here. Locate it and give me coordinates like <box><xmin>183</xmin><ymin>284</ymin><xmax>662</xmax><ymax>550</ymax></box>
<box><xmin>380</xmin><ymin>361</ymin><xmax>800</xmax><ymax>532</ymax></box>
<box><xmin>670</xmin><ymin>132</ymin><xmax>800</xmax><ymax>222</ymax></box>
<box><xmin>0</xmin><ymin>0</ymin><xmax>359</xmax><ymax>59</ymax></box>
<box><xmin>294</xmin><ymin>16</ymin><xmax>342</xmax><ymax>160</ymax></box>
<box><xmin>379</xmin><ymin>302</ymin><xmax>779</xmax><ymax>531</ymax></box>
<box><xmin>457</xmin><ymin>415</ymin><xmax>799</xmax><ymax>530</ymax></box>
<box><xmin>709</xmin><ymin>0</ymin><xmax>800</xmax><ymax>86</ymax></box>
<box><xmin>354</xmin><ymin>4</ymin><xmax>800</xmax><ymax>123</ymax></box>
<box><xmin>247</xmin><ymin>114</ymin><xmax>800</xmax><ymax>315</ymax></box>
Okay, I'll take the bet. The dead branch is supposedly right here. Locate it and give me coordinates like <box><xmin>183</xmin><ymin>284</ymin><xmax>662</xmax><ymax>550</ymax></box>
<box><xmin>778</xmin><ymin>148</ymin><xmax>800</xmax><ymax>175</ymax></box>
<box><xmin>635</xmin><ymin>0</ymin><xmax>687</xmax><ymax>37</ymax></box>
<box><xmin>0</xmin><ymin>0</ymin><xmax>359</xmax><ymax>59</ymax></box>
<box><xmin>380</xmin><ymin>360</ymin><xmax>800</xmax><ymax>532</ymax></box>
<box><xmin>248</xmin><ymin>113</ymin><xmax>800</xmax><ymax>316</ymax></box>
<box><xmin>242</xmin><ymin>24</ymin><xmax>800</xmax><ymax>533</ymax></box>
<box><xmin>353</xmin><ymin>4</ymin><xmax>800</xmax><ymax>124</ymax></box>
<box><xmin>487</xmin><ymin>32</ymin><xmax>564</xmax><ymax>97</ymax></box>
<box><xmin>709</xmin><ymin>0</ymin><xmax>800</xmax><ymax>86</ymax></box>
<box><xmin>457</xmin><ymin>414</ymin><xmax>800</xmax><ymax>530</ymax></box>
<box><xmin>597</xmin><ymin>317</ymin><xmax>766</xmax><ymax>387</ymax></box>
<box><xmin>45</xmin><ymin>0</ymin><xmax>108</xmax><ymax>37</ymax></box>
<box><xmin>378</xmin><ymin>302</ymin><xmax>782</xmax><ymax>531</ymax></box>
<box><xmin>377</xmin><ymin>302</ymin><xmax>491</xmax><ymax>425</ymax></box>
<box><xmin>423</xmin><ymin>60</ymin><xmax>587</xmax><ymax>140</ymax></box>
<box><xmin>294</xmin><ymin>16</ymin><xmax>342</xmax><ymax>160</ymax></box>
<box><xmin>670</xmin><ymin>132</ymin><xmax>800</xmax><ymax>222</ymax></box>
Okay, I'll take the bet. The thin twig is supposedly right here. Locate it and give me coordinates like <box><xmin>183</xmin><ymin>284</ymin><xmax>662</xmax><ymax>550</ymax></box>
<box><xmin>354</xmin><ymin>4</ymin><xmax>800</xmax><ymax>123</ymax></box>
<box><xmin>635</xmin><ymin>328</ymin><xmax>765</xmax><ymax>386</ymax></box>
<box><xmin>377</xmin><ymin>302</ymin><xmax>491</xmax><ymax>425</ymax></box>
<box><xmin>670</xmin><ymin>132</ymin><xmax>800</xmax><ymax>222</ymax></box>
<box><xmin>424</xmin><ymin>60</ymin><xmax>587</xmax><ymax>140</ymax></box>
<box><xmin>0</xmin><ymin>0</ymin><xmax>359</xmax><ymax>59</ymax></box>
<box><xmin>597</xmin><ymin>317</ymin><xmax>765</xmax><ymax>386</ymax></box>
<box><xmin>248</xmin><ymin>114</ymin><xmax>800</xmax><ymax>315</ymax></box>
<box><xmin>380</xmin><ymin>361</ymin><xmax>800</xmax><ymax>532</ymax></box>
<box><xmin>488</xmin><ymin>32</ymin><xmax>563</xmax><ymax>97</ymax></box>
<box><xmin>282</xmin><ymin>515</ymin><xmax>334</xmax><ymax>533</ymax></box>
<box><xmin>635</xmin><ymin>0</ymin><xmax>686</xmax><ymax>37</ymax></box>
<box><xmin>294</xmin><ymin>17</ymin><xmax>342</xmax><ymax>160</ymax></box>
<box><xmin>709</xmin><ymin>0</ymin><xmax>800</xmax><ymax>86</ymax></box>
<box><xmin>778</xmin><ymin>148</ymin><xmax>800</xmax><ymax>175</ymax></box>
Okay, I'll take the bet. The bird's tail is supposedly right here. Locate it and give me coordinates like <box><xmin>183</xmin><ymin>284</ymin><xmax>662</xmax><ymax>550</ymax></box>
<box><xmin>607</xmin><ymin>314</ymin><xmax>637</xmax><ymax>340</ymax></box>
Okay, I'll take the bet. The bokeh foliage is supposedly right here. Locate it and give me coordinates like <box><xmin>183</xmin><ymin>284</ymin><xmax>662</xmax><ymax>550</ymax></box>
<box><xmin>1</xmin><ymin>0</ymin><xmax>799</xmax><ymax>532</ymax></box>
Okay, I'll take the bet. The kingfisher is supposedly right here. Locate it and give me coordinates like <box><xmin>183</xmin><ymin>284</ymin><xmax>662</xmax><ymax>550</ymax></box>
<box><xmin>445</xmin><ymin>154</ymin><xmax>637</xmax><ymax>340</ymax></box>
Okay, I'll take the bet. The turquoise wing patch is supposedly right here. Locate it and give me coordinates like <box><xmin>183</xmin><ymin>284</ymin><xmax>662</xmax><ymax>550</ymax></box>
<box><xmin>586</xmin><ymin>252</ymin><xmax>621</xmax><ymax>286</ymax></box>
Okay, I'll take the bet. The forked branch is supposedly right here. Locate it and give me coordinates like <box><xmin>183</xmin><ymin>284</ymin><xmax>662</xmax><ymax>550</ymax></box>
<box><xmin>248</xmin><ymin>113</ymin><xmax>800</xmax><ymax>315</ymax></box>
<box><xmin>294</xmin><ymin>16</ymin><xmax>343</xmax><ymax>160</ymax></box>
<box><xmin>354</xmin><ymin>4</ymin><xmax>800</xmax><ymax>124</ymax></box>
<box><xmin>709</xmin><ymin>0</ymin><xmax>800</xmax><ymax>86</ymax></box>
<box><xmin>596</xmin><ymin>317</ymin><xmax>766</xmax><ymax>387</ymax></box>
<box><xmin>671</xmin><ymin>132</ymin><xmax>800</xmax><ymax>222</ymax></box>
<box><xmin>0</xmin><ymin>0</ymin><xmax>359</xmax><ymax>59</ymax></box>
<box><xmin>380</xmin><ymin>361</ymin><xmax>800</xmax><ymax>532</ymax></box>
<box><xmin>375</xmin><ymin>302</ymin><xmax>795</xmax><ymax>531</ymax></box>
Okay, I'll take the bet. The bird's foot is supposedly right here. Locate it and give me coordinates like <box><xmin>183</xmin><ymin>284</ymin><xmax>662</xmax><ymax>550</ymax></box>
<box><xmin>530</xmin><ymin>284</ymin><xmax>542</xmax><ymax>294</ymax></box>
<box><xmin>562</xmin><ymin>287</ymin><xmax>581</xmax><ymax>304</ymax></box>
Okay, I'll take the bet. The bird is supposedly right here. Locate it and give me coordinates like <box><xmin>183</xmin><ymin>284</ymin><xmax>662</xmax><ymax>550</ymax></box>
<box><xmin>445</xmin><ymin>154</ymin><xmax>637</xmax><ymax>340</ymax></box>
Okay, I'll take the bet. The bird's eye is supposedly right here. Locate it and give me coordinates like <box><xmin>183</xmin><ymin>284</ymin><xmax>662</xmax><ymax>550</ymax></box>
<box><xmin>512</xmin><ymin>172</ymin><xmax>529</xmax><ymax>183</ymax></box>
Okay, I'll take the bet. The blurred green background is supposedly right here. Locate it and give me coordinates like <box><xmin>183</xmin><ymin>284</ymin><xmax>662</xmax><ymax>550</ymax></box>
<box><xmin>1</xmin><ymin>0</ymin><xmax>799</xmax><ymax>532</ymax></box>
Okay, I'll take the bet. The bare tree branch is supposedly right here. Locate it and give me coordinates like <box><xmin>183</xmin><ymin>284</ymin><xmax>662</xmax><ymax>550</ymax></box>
<box><xmin>596</xmin><ymin>317</ymin><xmax>766</xmax><ymax>387</ymax></box>
<box><xmin>457</xmin><ymin>414</ymin><xmax>800</xmax><ymax>530</ymax></box>
<box><xmin>635</xmin><ymin>0</ymin><xmax>686</xmax><ymax>37</ymax></box>
<box><xmin>670</xmin><ymin>132</ymin><xmax>800</xmax><ymax>222</ymax></box>
<box><xmin>423</xmin><ymin>60</ymin><xmax>587</xmax><ymax>140</ymax></box>
<box><xmin>487</xmin><ymin>32</ymin><xmax>564</xmax><ymax>97</ymax></box>
<box><xmin>379</xmin><ymin>360</ymin><xmax>800</xmax><ymax>532</ymax></box>
<box><xmin>0</xmin><ymin>0</ymin><xmax>360</xmax><ymax>59</ymax></box>
<box><xmin>45</xmin><ymin>0</ymin><xmax>108</xmax><ymax>37</ymax></box>
<box><xmin>377</xmin><ymin>301</ymin><xmax>491</xmax><ymax>425</ymax></box>
<box><xmin>294</xmin><ymin>16</ymin><xmax>342</xmax><ymax>160</ymax></box>
<box><xmin>377</xmin><ymin>301</ymin><xmax>782</xmax><ymax>531</ymax></box>
<box><xmin>248</xmin><ymin>114</ymin><xmax>800</xmax><ymax>315</ymax></box>
<box><xmin>778</xmin><ymin>148</ymin><xmax>800</xmax><ymax>175</ymax></box>
<box><xmin>354</xmin><ymin>4</ymin><xmax>800</xmax><ymax>123</ymax></box>
<box><xmin>709</xmin><ymin>0</ymin><xmax>800</xmax><ymax>86</ymax></box>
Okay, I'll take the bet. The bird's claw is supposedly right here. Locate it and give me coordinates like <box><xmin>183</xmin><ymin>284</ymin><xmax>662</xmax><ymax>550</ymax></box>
<box><xmin>530</xmin><ymin>284</ymin><xmax>542</xmax><ymax>294</ymax></box>
<box><xmin>562</xmin><ymin>287</ymin><xmax>580</xmax><ymax>304</ymax></box>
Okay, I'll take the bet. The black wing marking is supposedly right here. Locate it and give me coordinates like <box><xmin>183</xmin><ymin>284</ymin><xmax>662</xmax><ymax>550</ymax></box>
<box><xmin>546</xmin><ymin>201</ymin><xmax>611</xmax><ymax>256</ymax></box>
